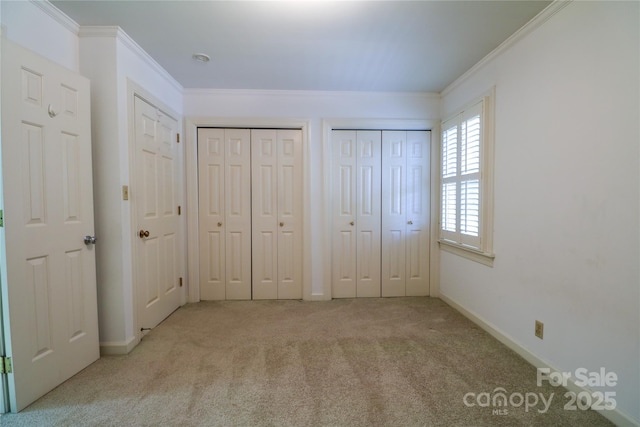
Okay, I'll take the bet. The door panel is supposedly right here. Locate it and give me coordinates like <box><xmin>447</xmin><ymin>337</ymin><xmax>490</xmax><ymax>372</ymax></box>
<box><xmin>198</xmin><ymin>128</ymin><xmax>251</xmax><ymax>300</ymax></box>
<box><xmin>381</xmin><ymin>130</ymin><xmax>431</xmax><ymax>297</ymax></box>
<box><xmin>276</xmin><ymin>130</ymin><xmax>302</xmax><ymax>299</ymax></box>
<box><xmin>1</xmin><ymin>40</ymin><xmax>99</xmax><ymax>412</ymax></box>
<box><xmin>198</xmin><ymin>129</ymin><xmax>226</xmax><ymax>300</ymax></box>
<box><xmin>405</xmin><ymin>131</ymin><xmax>430</xmax><ymax>296</ymax></box>
<box><xmin>356</xmin><ymin>131</ymin><xmax>381</xmax><ymax>297</ymax></box>
<box><xmin>225</xmin><ymin>130</ymin><xmax>251</xmax><ymax>300</ymax></box>
<box><xmin>252</xmin><ymin>129</ymin><xmax>302</xmax><ymax>300</ymax></box>
<box><xmin>134</xmin><ymin>96</ymin><xmax>181</xmax><ymax>327</ymax></box>
<box><xmin>332</xmin><ymin>131</ymin><xmax>357</xmax><ymax>298</ymax></box>
<box><xmin>252</xmin><ymin>130</ymin><xmax>278</xmax><ymax>300</ymax></box>
<box><xmin>382</xmin><ymin>131</ymin><xmax>407</xmax><ymax>297</ymax></box>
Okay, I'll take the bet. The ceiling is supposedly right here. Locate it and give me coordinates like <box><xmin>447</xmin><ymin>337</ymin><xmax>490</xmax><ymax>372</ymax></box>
<box><xmin>52</xmin><ymin>0</ymin><xmax>551</xmax><ymax>92</ymax></box>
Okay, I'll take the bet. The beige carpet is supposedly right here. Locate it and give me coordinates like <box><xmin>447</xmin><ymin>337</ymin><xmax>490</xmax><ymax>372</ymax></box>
<box><xmin>1</xmin><ymin>298</ymin><xmax>612</xmax><ymax>426</ymax></box>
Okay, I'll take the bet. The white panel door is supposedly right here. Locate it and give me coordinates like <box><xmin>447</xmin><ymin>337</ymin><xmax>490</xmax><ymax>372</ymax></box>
<box><xmin>331</xmin><ymin>130</ymin><xmax>381</xmax><ymax>298</ymax></box>
<box><xmin>198</xmin><ymin>128</ymin><xmax>226</xmax><ymax>300</ymax></box>
<box><xmin>252</xmin><ymin>129</ymin><xmax>303</xmax><ymax>299</ymax></box>
<box><xmin>252</xmin><ymin>130</ymin><xmax>278</xmax><ymax>300</ymax></box>
<box><xmin>382</xmin><ymin>131</ymin><xmax>407</xmax><ymax>296</ymax></box>
<box><xmin>134</xmin><ymin>96</ymin><xmax>181</xmax><ymax>329</ymax></box>
<box><xmin>331</xmin><ymin>131</ymin><xmax>358</xmax><ymax>298</ymax></box>
<box><xmin>381</xmin><ymin>131</ymin><xmax>430</xmax><ymax>296</ymax></box>
<box><xmin>405</xmin><ymin>131</ymin><xmax>430</xmax><ymax>296</ymax></box>
<box><xmin>224</xmin><ymin>129</ymin><xmax>252</xmax><ymax>300</ymax></box>
<box><xmin>355</xmin><ymin>131</ymin><xmax>382</xmax><ymax>297</ymax></box>
<box><xmin>198</xmin><ymin>129</ymin><xmax>251</xmax><ymax>300</ymax></box>
<box><xmin>275</xmin><ymin>129</ymin><xmax>303</xmax><ymax>299</ymax></box>
<box><xmin>0</xmin><ymin>40</ymin><xmax>99</xmax><ymax>412</ymax></box>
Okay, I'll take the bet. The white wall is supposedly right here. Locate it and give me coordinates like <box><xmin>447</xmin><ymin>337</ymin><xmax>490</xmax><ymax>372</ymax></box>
<box><xmin>440</xmin><ymin>2</ymin><xmax>639</xmax><ymax>424</ymax></box>
<box><xmin>184</xmin><ymin>90</ymin><xmax>440</xmax><ymax>298</ymax></box>
<box><xmin>79</xmin><ymin>27</ymin><xmax>183</xmax><ymax>353</ymax></box>
<box><xmin>1</xmin><ymin>0</ymin><xmax>79</xmax><ymax>71</ymax></box>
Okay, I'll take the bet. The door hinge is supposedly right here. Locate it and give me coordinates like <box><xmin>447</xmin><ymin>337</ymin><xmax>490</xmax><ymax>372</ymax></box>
<box><xmin>0</xmin><ymin>209</ymin><xmax>3</xmax><ymax>227</ymax></box>
<box><xmin>178</xmin><ymin>205</ymin><xmax>181</xmax><ymax>215</ymax></box>
<box><xmin>179</xmin><ymin>277</ymin><xmax>183</xmax><ymax>287</ymax></box>
<box><xmin>0</xmin><ymin>357</ymin><xmax>12</xmax><ymax>374</ymax></box>
<box><xmin>176</xmin><ymin>133</ymin><xmax>180</xmax><ymax>143</ymax></box>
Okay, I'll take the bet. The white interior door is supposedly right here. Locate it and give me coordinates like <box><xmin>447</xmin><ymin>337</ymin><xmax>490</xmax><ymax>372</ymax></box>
<box><xmin>381</xmin><ymin>131</ymin><xmax>407</xmax><ymax>296</ymax></box>
<box><xmin>331</xmin><ymin>131</ymin><xmax>358</xmax><ymax>298</ymax></box>
<box><xmin>331</xmin><ymin>130</ymin><xmax>381</xmax><ymax>298</ymax></box>
<box><xmin>198</xmin><ymin>128</ymin><xmax>251</xmax><ymax>300</ymax></box>
<box><xmin>355</xmin><ymin>131</ymin><xmax>382</xmax><ymax>297</ymax></box>
<box><xmin>405</xmin><ymin>131</ymin><xmax>430</xmax><ymax>296</ymax></box>
<box><xmin>134</xmin><ymin>96</ymin><xmax>181</xmax><ymax>329</ymax></box>
<box><xmin>381</xmin><ymin>131</ymin><xmax>430</xmax><ymax>296</ymax></box>
<box><xmin>223</xmin><ymin>129</ymin><xmax>252</xmax><ymax>300</ymax></box>
<box><xmin>275</xmin><ymin>129</ymin><xmax>303</xmax><ymax>299</ymax></box>
<box><xmin>252</xmin><ymin>130</ymin><xmax>278</xmax><ymax>299</ymax></box>
<box><xmin>0</xmin><ymin>40</ymin><xmax>99</xmax><ymax>412</ymax></box>
<box><xmin>251</xmin><ymin>129</ymin><xmax>302</xmax><ymax>300</ymax></box>
<box><xmin>198</xmin><ymin>128</ymin><xmax>226</xmax><ymax>300</ymax></box>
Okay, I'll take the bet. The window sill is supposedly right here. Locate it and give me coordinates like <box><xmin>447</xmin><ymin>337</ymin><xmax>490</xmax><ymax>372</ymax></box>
<box><xmin>438</xmin><ymin>239</ymin><xmax>495</xmax><ymax>267</ymax></box>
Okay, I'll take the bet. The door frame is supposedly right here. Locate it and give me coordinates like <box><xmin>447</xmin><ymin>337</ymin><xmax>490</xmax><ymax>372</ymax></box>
<box><xmin>322</xmin><ymin>118</ymin><xmax>440</xmax><ymax>299</ymax></box>
<box><xmin>127</xmin><ymin>80</ymin><xmax>185</xmax><ymax>340</ymax></box>
<box><xmin>185</xmin><ymin>118</ymin><xmax>311</xmax><ymax>303</ymax></box>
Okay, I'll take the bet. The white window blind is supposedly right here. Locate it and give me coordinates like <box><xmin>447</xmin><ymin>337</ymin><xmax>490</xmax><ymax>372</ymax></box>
<box><xmin>440</xmin><ymin>100</ymin><xmax>483</xmax><ymax>250</ymax></box>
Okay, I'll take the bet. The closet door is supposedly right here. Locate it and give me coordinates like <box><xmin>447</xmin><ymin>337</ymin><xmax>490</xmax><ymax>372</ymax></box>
<box><xmin>276</xmin><ymin>129</ymin><xmax>303</xmax><ymax>299</ymax></box>
<box><xmin>198</xmin><ymin>128</ymin><xmax>251</xmax><ymax>300</ymax></box>
<box><xmin>381</xmin><ymin>131</ymin><xmax>430</xmax><ymax>296</ymax></box>
<box><xmin>332</xmin><ymin>131</ymin><xmax>358</xmax><ymax>297</ymax></box>
<box><xmin>355</xmin><ymin>131</ymin><xmax>382</xmax><ymax>297</ymax></box>
<box><xmin>331</xmin><ymin>130</ymin><xmax>381</xmax><ymax>298</ymax></box>
<box><xmin>252</xmin><ymin>129</ymin><xmax>303</xmax><ymax>299</ymax></box>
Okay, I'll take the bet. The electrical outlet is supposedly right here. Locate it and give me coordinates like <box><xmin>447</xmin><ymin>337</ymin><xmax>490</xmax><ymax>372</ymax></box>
<box><xmin>535</xmin><ymin>320</ymin><xmax>544</xmax><ymax>339</ymax></box>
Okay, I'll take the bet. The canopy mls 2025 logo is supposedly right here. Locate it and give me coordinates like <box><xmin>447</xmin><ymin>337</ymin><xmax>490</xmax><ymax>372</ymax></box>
<box><xmin>463</xmin><ymin>367</ymin><xmax>618</xmax><ymax>416</ymax></box>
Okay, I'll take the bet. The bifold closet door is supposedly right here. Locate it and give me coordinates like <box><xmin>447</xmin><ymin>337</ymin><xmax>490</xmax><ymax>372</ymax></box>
<box><xmin>198</xmin><ymin>128</ymin><xmax>252</xmax><ymax>300</ymax></box>
<box><xmin>331</xmin><ymin>130</ymin><xmax>382</xmax><ymax>298</ymax></box>
<box><xmin>252</xmin><ymin>129</ymin><xmax>303</xmax><ymax>300</ymax></box>
<box><xmin>381</xmin><ymin>131</ymin><xmax>430</xmax><ymax>296</ymax></box>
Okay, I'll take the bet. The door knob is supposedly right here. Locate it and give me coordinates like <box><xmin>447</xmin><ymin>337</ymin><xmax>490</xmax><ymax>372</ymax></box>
<box><xmin>407</xmin><ymin>221</ymin><xmax>413</xmax><ymax>225</ymax></box>
<box><xmin>84</xmin><ymin>235</ymin><xmax>97</xmax><ymax>245</ymax></box>
<box><xmin>48</xmin><ymin>104</ymin><xmax>58</xmax><ymax>118</ymax></box>
<box><xmin>139</xmin><ymin>229</ymin><xmax>150</xmax><ymax>238</ymax></box>
<box><xmin>217</xmin><ymin>222</ymin><xmax>223</xmax><ymax>227</ymax></box>
<box><xmin>280</xmin><ymin>222</ymin><xmax>284</xmax><ymax>227</ymax></box>
<box><xmin>349</xmin><ymin>221</ymin><xmax>354</xmax><ymax>226</ymax></box>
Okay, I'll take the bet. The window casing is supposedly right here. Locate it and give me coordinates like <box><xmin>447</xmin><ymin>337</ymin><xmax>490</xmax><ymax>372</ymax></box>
<box><xmin>440</xmin><ymin>92</ymin><xmax>494</xmax><ymax>265</ymax></box>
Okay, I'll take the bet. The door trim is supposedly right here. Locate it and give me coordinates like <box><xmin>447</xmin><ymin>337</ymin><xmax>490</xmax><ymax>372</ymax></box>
<box><xmin>322</xmin><ymin>119</ymin><xmax>440</xmax><ymax>300</ymax></box>
<box><xmin>185</xmin><ymin>118</ymin><xmax>311</xmax><ymax>303</ymax></box>
<box><xmin>127</xmin><ymin>80</ymin><xmax>185</xmax><ymax>342</ymax></box>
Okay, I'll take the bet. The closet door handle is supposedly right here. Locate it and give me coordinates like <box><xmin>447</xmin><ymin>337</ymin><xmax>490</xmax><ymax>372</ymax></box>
<box><xmin>139</xmin><ymin>230</ymin><xmax>150</xmax><ymax>238</ymax></box>
<box><xmin>217</xmin><ymin>222</ymin><xmax>223</xmax><ymax>227</ymax></box>
<box><xmin>407</xmin><ymin>221</ymin><xmax>413</xmax><ymax>225</ymax></box>
<box><xmin>279</xmin><ymin>222</ymin><xmax>284</xmax><ymax>227</ymax></box>
<box><xmin>349</xmin><ymin>221</ymin><xmax>355</xmax><ymax>226</ymax></box>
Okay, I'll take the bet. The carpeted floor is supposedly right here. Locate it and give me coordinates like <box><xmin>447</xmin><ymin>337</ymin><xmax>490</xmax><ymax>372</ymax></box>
<box><xmin>1</xmin><ymin>297</ymin><xmax>613</xmax><ymax>426</ymax></box>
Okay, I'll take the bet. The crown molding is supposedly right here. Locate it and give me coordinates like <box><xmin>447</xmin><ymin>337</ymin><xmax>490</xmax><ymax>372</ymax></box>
<box><xmin>184</xmin><ymin>88</ymin><xmax>440</xmax><ymax>99</ymax></box>
<box><xmin>79</xmin><ymin>26</ymin><xmax>183</xmax><ymax>94</ymax></box>
<box><xmin>31</xmin><ymin>0</ymin><xmax>80</xmax><ymax>35</ymax></box>
<box><xmin>441</xmin><ymin>0</ymin><xmax>573</xmax><ymax>97</ymax></box>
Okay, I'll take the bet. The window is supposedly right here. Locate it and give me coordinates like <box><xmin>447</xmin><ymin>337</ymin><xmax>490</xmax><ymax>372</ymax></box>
<box><xmin>440</xmin><ymin>92</ymin><xmax>494</xmax><ymax>265</ymax></box>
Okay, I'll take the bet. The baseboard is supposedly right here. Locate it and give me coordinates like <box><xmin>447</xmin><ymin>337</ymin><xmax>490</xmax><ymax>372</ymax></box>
<box><xmin>439</xmin><ymin>293</ymin><xmax>639</xmax><ymax>427</ymax></box>
<box><xmin>310</xmin><ymin>292</ymin><xmax>329</xmax><ymax>301</ymax></box>
<box><xmin>99</xmin><ymin>335</ymin><xmax>140</xmax><ymax>356</ymax></box>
